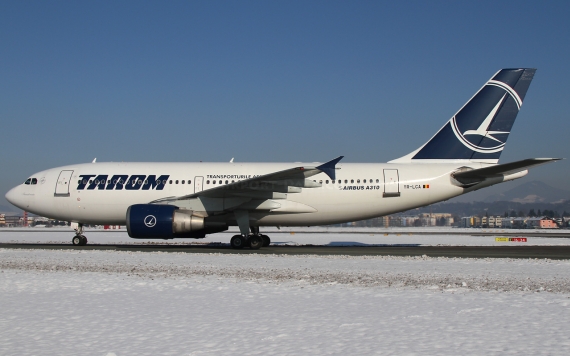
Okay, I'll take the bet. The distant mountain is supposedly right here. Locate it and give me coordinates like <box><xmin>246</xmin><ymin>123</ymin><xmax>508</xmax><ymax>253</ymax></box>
<box><xmin>483</xmin><ymin>180</ymin><xmax>570</xmax><ymax>204</ymax></box>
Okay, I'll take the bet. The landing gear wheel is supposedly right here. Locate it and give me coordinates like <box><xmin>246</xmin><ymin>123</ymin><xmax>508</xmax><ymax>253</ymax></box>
<box><xmin>230</xmin><ymin>235</ymin><xmax>246</xmax><ymax>249</ymax></box>
<box><xmin>72</xmin><ymin>235</ymin><xmax>88</xmax><ymax>246</ymax></box>
<box><xmin>248</xmin><ymin>235</ymin><xmax>263</xmax><ymax>250</ymax></box>
<box><xmin>261</xmin><ymin>235</ymin><xmax>270</xmax><ymax>247</ymax></box>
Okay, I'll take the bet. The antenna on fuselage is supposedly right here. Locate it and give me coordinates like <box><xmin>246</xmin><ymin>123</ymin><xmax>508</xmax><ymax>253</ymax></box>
<box><xmin>92</xmin><ymin>158</ymin><xmax>97</xmax><ymax>163</ymax></box>
<box><xmin>229</xmin><ymin>158</ymin><xmax>234</xmax><ymax>163</ymax></box>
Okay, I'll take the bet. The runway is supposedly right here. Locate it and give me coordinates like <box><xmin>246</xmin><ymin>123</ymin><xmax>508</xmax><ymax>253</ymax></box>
<box><xmin>2</xmin><ymin>227</ymin><xmax>570</xmax><ymax>259</ymax></box>
<box><xmin>2</xmin><ymin>242</ymin><xmax>570</xmax><ymax>259</ymax></box>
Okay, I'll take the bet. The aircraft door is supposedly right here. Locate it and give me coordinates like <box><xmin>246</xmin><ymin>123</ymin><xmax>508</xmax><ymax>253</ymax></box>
<box><xmin>55</xmin><ymin>170</ymin><xmax>74</xmax><ymax>197</ymax></box>
<box><xmin>194</xmin><ymin>176</ymin><xmax>204</xmax><ymax>193</ymax></box>
<box><xmin>383</xmin><ymin>169</ymin><xmax>400</xmax><ymax>197</ymax></box>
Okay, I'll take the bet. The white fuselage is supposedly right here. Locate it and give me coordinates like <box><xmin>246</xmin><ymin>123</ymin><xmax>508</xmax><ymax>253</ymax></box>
<box><xmin>5</xmin><ymin>161</ymin><xmax>505</xmax><ymax>228</ymax></box>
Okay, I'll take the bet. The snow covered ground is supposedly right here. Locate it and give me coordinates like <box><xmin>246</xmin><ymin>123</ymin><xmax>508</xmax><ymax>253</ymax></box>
<box><xmin>1</xmin><ymin>230</ymin><xmax>570</xmax><ymax>355</ymax></box>
<box><xmin>1</xmin><ymin>253</ymin><xmax>570</xmax><ymax>355</ymax></box>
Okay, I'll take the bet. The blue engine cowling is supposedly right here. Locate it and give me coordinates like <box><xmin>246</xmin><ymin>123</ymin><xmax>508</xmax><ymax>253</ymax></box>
<box><xmin>126</xmin><ymin>204</ymin><xmax>206</xmax><ymax>239</ymax></box>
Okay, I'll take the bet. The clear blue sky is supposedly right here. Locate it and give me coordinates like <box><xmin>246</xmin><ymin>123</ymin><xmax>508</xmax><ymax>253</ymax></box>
<box><xmin>1</xmin><ymin>1</ymin><xmax>569</xmax><ymax>209</ymax></box>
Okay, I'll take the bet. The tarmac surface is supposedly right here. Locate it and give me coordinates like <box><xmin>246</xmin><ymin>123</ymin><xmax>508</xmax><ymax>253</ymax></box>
<box><xmin>3</xmin><ymin>229</ymin><xmax>570</xmax><ymax>237</ymax></box>
<box><xmin>2</xmin><ymin>242</ymin><xmax>570</xmax><ymax>259</ymax></box>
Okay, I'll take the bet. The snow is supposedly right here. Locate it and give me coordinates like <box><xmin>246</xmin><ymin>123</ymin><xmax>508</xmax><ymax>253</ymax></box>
<box><xmin>1</xmin><ymin>230</ymin><xmax>570</xmax><ymax>355</ymax></box>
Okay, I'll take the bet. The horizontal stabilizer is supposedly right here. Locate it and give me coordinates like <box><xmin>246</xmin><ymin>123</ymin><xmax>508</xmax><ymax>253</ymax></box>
<box><xmin>452</xmin><ymin>158</ymin><xmax>560</xmax><ymax>185</ymax></box>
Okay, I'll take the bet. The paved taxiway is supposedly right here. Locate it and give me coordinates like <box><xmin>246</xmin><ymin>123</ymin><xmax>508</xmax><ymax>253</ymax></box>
<box><xmin>2</xmin><ymin>243</ymin><xmax>570</xmax><ymax>259</ymax></box>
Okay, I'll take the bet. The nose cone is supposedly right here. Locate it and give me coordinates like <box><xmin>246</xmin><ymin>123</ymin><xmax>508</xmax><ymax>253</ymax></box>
<box><xmin>5</xmin><ymin>186</ymin><xmax>24</xmax><ymax>210</ymax></box>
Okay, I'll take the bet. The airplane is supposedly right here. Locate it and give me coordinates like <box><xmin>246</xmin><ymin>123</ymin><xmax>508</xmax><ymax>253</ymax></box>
<box><xmin>5</xmin><ymin>68</ymin><xmax>560</xmax><ymax>249</ymax></box>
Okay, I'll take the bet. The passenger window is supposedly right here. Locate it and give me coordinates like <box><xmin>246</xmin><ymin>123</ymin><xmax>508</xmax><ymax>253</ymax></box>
<box><xmin>376</xmin><ymin>179</ymin><xmax>379</xmax><ymax>183</ymax></box>
<box><xmin>206</xmin><ymin>180</ymin><xmax>210</xmax><ymax>184</ymax></box>
<box><xmin>213</xmin><ymin>180</ymin><xmax>216</xmax><ymax>184</ymax></box>
<box><xmin>175</xmin><ymin>180</ymin><xmax>179</xmax><ymax>184</ymax></box>
<box><xmin>326</xmin><ymin>180</ymin><xmax>329</xmax><ymax>184</ymax></box>
<box><xmin>188</xmin><ymin>180</ymin><xmax>191</xmax><ymax>184</ymax></box>
<box><xmin>332</xmin><ymin>180</ymin><xmax>335</xmax><ymax>184</ymax></box>
<box><xmin>169</xmin><ymin>180</ymin><xmax>172</xmax><ymax>184</ymax></box>
<box><xmin>319</xmin><ymin>180</ymin><xmax>323</xmax><ymax>184</ymax></box>
<box><xmin>344</xmin><ymin>180</ymin><xmax>348</xmax><ymax>183</ymax></box>
<box><xmin>357</xmin><ymin>179</ymin><xmax>360</xmax><ymax>183</ymax></box>
<box><xmin>363</xmin><ymin>179</ymin><xmax>366</xmax><ymax>183</ymax></box>
<box><xmin>219</xmin><ymin>180</ymin><xmax>222</xmax><ymax>184</ymax></box>
<box><xmin>225</xmin><ymin>180</ymin><xmax>228</xmax><ymax>184</ymax></box>
<box><xmin>182</xmin><ymin>180</ymin><xmax>185</xmax><ymax>184</ymax></box>
<box><xmin>351</xmin><ymin>179</ymin><xmax>354</xmax><ymax>183</ymax></box>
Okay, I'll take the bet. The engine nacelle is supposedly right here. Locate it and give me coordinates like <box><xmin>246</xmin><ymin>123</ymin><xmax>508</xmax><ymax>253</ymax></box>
<box><xmin>126</xmin><ymin>204</ymin><xmax>205</xmax><ymax>239</ymax></box>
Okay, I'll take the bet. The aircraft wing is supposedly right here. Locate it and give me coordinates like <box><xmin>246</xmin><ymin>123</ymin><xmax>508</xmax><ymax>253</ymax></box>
<box><xmin>152</xmin><ymin>156</ymin><xmax>343</xmax><ymax>202</ymax></box>
<box><xmin>452</xmin><ymin>158</ymin><xmax>561</xmax><ymax>185</ymax></box>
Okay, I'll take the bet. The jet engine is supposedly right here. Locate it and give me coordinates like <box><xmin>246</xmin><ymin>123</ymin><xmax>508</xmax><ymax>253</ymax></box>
<box><xmin>126</xmin><ymin>204</ymin><xmax>206</xmax><ymax>239</ymax></box>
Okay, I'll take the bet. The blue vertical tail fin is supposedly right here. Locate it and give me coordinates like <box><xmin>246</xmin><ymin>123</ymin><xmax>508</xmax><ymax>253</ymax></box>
<box><xmin>391</xmin><ymin>68</ymin><xmax>536</xmax><ymax>163</ymax></box>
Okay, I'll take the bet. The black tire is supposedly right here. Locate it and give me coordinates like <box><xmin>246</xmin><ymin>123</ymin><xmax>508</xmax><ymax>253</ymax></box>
<box><xmin>80</xmin><ymin>236</ymin><xmax>88</xmax><ymax>246</ymax></box>
<box><xmin>230</xmin><ymin>235</ymin><xmax>245</xmax><ymax>249</ymax></box>
<box><xmin>72</xmin><ymin>236</ymin><xmax>82</xmax><ymax>245</ymax></box>
<box><xmin>249</xmin><ymin>235</ymin><xmax>263</xmax><ymax>250</ymax></box>
<box><xmin>261</xmin><ymin>234</ymin><xmax>270</xmax><ymax>247</ymax></box>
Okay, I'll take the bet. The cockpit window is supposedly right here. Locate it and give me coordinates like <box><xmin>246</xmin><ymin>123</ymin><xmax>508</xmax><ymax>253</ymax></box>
<box><xmin>31</xmin><ymin>178</ymin><xmax>38</xmax><ymax>185</ymax></box>
<box><xmin>24</xmin><ymin>178</ymin><xmax>31</xmax><ymax>185</ymax></box>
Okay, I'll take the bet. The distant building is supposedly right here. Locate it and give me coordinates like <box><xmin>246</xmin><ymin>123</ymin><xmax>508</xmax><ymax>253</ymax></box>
<box><xmin>495</xmin><ymin>216</ymin><xmax>503</xmax><ymax>228</ymax></box>
<box><xmin>3</xmin><ymin>215</ymin><xmax>22</xmax><ymax>227</ymax></box>
<box><xmin>527</xmin><ymin>217</ymin><xmax>559</xmax><ymax>229</ymax></box>
<box><xmin>461</xmin><ymin>217</ymin><xmax>473</xmax><ymax>228</ymax></box>
<box><xmin>480</xmin><ymin>216</ymin><xmax>503</xmax><ymax>229</ymax></box>
<box><xmin>460</xmin><ymin>216</ymin><xmax>483</xmax><ymax>228</ymax></box>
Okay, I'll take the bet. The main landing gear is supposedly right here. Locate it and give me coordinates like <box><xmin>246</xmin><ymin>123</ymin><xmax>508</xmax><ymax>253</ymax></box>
<box><xmin>71</xmin><ymin>223</ymin><xmax>88</xmax><ymax>246</ymax></box>
<box><xmin>229</xmin><ymin>233</ymin><xmax>271</xmax><ymax>250</ymax></box>
<box><xmin>229</xmin><ymin>214</ymin><xmax>272</xmax><ymax>250</ymax></box>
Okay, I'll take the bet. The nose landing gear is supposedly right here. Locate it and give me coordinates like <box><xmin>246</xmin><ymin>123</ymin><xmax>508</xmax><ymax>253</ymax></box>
<box><xmin>72</xmin><ymin>235</ymin><xmax>88</xmax><ymax>246</ymax></box>
<box><xmin>71</xmin><ymin>223</ymin><xmax>88</xmax><ymax>246</ymax></box>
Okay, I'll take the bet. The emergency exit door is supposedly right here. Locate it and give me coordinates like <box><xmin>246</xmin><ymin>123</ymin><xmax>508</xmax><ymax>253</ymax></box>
<box><xmin>194</xmin><ymin>176</ymin><xmax>204</xmax><ymax>193</ymax></box>
<box><xmin>383</xmin><ymin>169</ymin><xmax>400</xmax><ymax>197</ymax></box>
<box><xmin>54</xmin><ymin>170</ymin><xmax>74</xmax><ymax>197</ymax></box>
